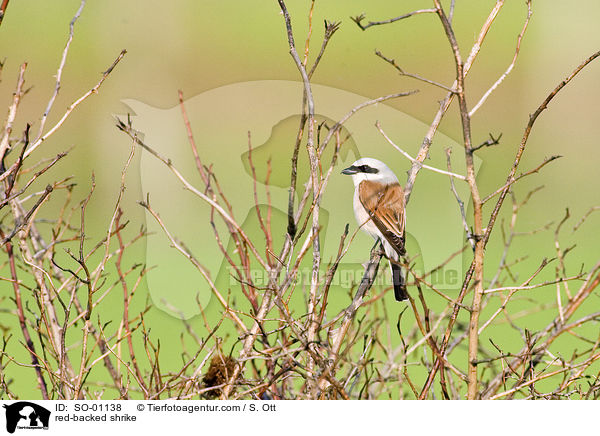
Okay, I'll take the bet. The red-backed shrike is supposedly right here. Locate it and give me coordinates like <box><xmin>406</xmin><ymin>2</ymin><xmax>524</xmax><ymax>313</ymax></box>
<box><xmin>342</xmin><ymin>158</ymin><xmax>408</xmax><ymax>301</ymax></box>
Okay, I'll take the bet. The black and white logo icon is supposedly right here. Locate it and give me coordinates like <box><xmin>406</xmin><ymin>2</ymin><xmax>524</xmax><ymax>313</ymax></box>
<box><xmin>3</xmin><ymin>402</ymin><xmax>50</xmax><ymax>433</ymax></box>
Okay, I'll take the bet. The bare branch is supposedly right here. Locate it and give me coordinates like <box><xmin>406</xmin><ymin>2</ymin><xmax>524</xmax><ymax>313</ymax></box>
<box><xmin>403</xmin><ymin>1</ymin><xmax>506</xmax><ymax>203</ymax></box>
<box><xmin>472</xmin><ymin>132</ymin><xmax>502</xmax><ymax>152</ymax></box>
<box><xmin>351</xmin><ymin>9</ymin><xmax>436</xmax><ymax>31</ymax></box>
<box><xmin>35</xmin><ymin>1</ymin><xmax>86</xmax><ymax>143</ymax></box>
<box><xmin>375</xmin><ymin>50</ymin><xmax>455</xmax><ymax>92</ymax></box>
<box><xmin>0</xmin><ymin>63</ymin><xmax>26</xmax><ymax>162</ymax></box>
<box><xmin>469</xmin><ymin>1</ymin><xmax>532</xmax><ymax>117</ymax></box>
<box><xmin>25</xmin><ymin>49</ymin><xmax>127</xmax><ymax>159</ymax></box>
<box><xmin>377</xmin><ymin>121</ymin><xmax>466</xmax><ymax>180</ymax></box>
<box><xmin>445</xmin><ymin>147</ymin><xmax>475</xmax><ymax>250</ymax></box>
<box><xmin>572</xmin><ymin>205</ymin><xmax>600</xmax><ymax>232</ymax></box>
<box><xmin>483</xmin><ymin>50</ymin><xmax>600</xmax><ymax>246</ymax></box>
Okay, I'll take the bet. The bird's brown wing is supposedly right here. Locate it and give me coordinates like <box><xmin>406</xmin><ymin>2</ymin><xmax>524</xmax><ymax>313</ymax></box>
<box><xmin>358</xmin><ymin>180</ymin><xmax>406</xmax><ymax>256</ymax></box>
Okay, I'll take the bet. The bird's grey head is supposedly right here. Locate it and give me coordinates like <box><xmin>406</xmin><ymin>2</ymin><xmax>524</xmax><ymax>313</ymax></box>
<box><xmin>341</xmin><ymin>157</ymin><xmax>399</xmax><ymax>186</ymax></box>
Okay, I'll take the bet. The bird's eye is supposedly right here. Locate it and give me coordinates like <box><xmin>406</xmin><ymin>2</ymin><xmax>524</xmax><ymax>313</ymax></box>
<box><xmin>359</xmin><ymin>165</ymin><xmax>379</xmax><ymax>174</ymax></box>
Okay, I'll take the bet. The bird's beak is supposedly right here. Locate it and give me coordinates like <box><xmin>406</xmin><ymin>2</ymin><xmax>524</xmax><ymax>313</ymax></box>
<box><xmin>341</xmin><ymin>165</ymin><xmax>358</xmax><ymax>175</ymax></box>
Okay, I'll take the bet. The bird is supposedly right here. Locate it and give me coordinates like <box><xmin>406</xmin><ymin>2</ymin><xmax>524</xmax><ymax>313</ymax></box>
<box><xmin>341</xmin><ymin>157</ymin><xmax>408</xmax><ymax>301</ymax></box>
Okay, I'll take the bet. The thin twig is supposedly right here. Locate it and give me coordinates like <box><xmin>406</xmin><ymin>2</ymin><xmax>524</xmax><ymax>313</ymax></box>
<box><xmin>25</xmin><ymin>49</ymin><xmax>127</xmax><ymax>159</ymax></box>
<box><xmin>445</xmin><ymin>147</ymin><xmax>475</xmax><ymax>250</ymax></box>
<box><xmin>0</xmin><ymin>63</ymin><xmax>26</xmax><ymax>162</ymax></box>
<box><xmin>469</xmin><ymin>1</ymin><xmax>532</xmax><ymax>117</ymax></box>
<box><xmin>377</xmin><ymin>121</ymin><xmax>466</xmax><ymax>180</ymax></box>
<box><xmin>35</xmin><ymin>0</ymin><xmax>86</xmax><ymax>142</ymax></box>
<box><xmin>375</xmin><ymin>50</ymin><xmax>454</xmax><ymax>92</ymax></box>
<box><xmin>351</xmin><ymin>9</ymin><xmax>436</xmax><ymax>31</ymax></box>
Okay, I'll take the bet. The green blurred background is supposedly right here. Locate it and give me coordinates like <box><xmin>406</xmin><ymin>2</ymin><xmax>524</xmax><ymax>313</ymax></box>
<box><xmin>1</xmin><ymin>1</ymin><xmax>599</xmax><ymax>398</ymax></box>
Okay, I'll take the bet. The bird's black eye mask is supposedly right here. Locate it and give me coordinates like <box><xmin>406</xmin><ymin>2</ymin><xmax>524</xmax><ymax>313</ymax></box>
<box><xmin>341</xmin><ymin>164</ymin><xmax>379</xmax><ymax>175</ymax></box>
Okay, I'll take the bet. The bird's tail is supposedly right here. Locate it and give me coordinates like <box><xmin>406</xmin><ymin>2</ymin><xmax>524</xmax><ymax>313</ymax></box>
<box><xmin>390</xmin><ymin>261</ymin><xmax>408</xmax><ymax>301</ymax></box>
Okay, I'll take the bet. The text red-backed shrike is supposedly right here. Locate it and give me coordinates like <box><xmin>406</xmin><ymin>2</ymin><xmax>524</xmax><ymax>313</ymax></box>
<box><xmin>342</xmin><ymin>158</ymin><xmax>408</xmax><ymax>301</ymax></box>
